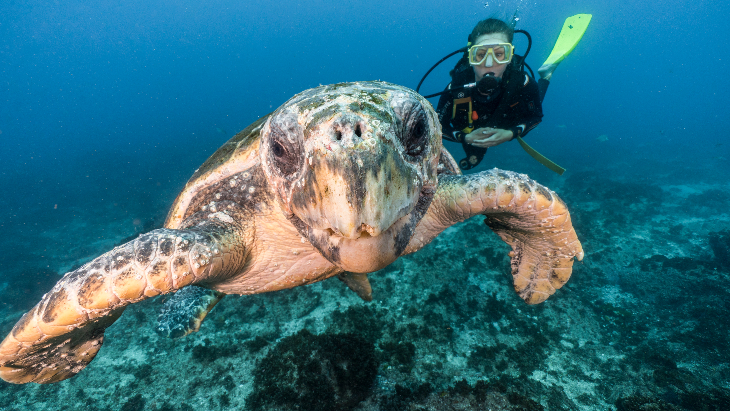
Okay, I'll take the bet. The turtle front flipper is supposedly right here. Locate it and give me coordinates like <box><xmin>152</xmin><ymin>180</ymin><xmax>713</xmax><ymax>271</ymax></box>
<box><xmin>405</xmin><ymin>169</ymin><xmax>584</xmax><ymax>304</ymax></box>
<box><xmin>0</xmin><ymin>215</ymin><xmax>247</xmax><ymax>384</ymax></box>
<box><xmin>157</xmin><ymin>286</ymin><xmax>226</xmax><ymax>338</ymax></box>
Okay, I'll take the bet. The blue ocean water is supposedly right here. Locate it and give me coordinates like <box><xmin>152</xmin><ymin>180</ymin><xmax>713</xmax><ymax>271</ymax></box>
<box><xmin>1</xmin><ymin>0</ymin><xmax>729</xmax><ymax>409</ymax></box>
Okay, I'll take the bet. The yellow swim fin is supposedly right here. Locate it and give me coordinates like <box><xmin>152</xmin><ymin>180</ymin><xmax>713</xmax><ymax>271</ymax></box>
<box><xmin>539</xmin><ymin>14</ymin><xmax>592</xmax><ymax>80</ymax></box>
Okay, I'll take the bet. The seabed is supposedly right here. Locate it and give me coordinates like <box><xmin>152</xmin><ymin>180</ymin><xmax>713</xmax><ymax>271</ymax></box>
<box><xmin>1</xmin><ymin>149</ymin><xmax>729</xmax><ymax>411</ymax></box>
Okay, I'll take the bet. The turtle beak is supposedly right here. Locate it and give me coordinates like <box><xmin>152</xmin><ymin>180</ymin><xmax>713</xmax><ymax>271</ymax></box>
<box><xmin>289</xmin><ymin>113</ymin><xmax>422</xmax><ymax>239</ymax></box>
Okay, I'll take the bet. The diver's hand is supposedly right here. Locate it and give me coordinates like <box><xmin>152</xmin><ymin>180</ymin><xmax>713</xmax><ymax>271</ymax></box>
<box><xmin>465</xmin><ymin>128</ymin><xmax>513</xmax><ymax>148</ymax></box>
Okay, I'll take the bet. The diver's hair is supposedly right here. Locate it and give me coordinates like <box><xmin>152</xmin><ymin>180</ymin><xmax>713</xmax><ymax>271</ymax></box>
<box><xmin>468</xmin><ymin>18</ymin><xmax>514</xmax><ymax>44</ymax></box>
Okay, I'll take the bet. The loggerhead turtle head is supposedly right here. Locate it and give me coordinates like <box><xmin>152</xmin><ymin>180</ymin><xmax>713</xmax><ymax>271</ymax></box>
<box><xmin>260</xmin><ymin>81</ymin><xmax>440</xmax><ymax>265</ymax></box>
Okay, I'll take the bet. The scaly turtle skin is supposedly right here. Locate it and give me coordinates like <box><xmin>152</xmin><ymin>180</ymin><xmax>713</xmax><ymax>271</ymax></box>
<box><xmin>0</xmin><ymin>81</ymin><xmax>583</xmax><ymax>384</ymax></box>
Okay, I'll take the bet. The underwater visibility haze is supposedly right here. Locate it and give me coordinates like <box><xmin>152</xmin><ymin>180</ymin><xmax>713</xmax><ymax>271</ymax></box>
<box><xmin>1</xmin><ymin>0</ymin><xmax>730</xmax><ymax>409</ymax></box>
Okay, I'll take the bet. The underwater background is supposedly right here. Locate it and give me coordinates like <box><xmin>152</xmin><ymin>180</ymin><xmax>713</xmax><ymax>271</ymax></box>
<box><xmin>1</xmin><ymin>0</ymin><xmax>729</xmax><ymax>409</ymax></box>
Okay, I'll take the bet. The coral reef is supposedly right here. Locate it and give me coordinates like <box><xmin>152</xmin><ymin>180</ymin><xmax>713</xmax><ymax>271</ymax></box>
<box><xmin>247</xmin><ymin>329</ymin><xmax>378</xmax><ymax>411</ymax></box>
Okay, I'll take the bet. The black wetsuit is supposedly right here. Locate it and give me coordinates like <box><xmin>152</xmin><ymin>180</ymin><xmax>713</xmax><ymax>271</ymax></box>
<box><xmin>435</xmin><ymin>66</ymin><xmax>544</xmax><ymax>169</ymax></box>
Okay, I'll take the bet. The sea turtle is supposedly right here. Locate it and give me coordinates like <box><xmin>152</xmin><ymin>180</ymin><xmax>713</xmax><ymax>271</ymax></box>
<box><xmin>0</xmin><ymin>81</ymin><xmax>583</xmax><ymax>384</ymax></box>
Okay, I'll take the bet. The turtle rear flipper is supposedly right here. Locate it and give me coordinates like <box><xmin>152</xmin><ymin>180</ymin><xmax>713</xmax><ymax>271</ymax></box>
<box><xmin>0</xmin><ymin>218</ymin><xmax>247</xmax><ymax>384</ymax></box>
<box><xmin>157</xmin><ymin>286</ymin><xmax>226</xmax><ymax>338</ymax></box>
<box><xmin>337</xmin><ymin>272</ymin><xmax>373</xmax><ymax>302</ymax></box>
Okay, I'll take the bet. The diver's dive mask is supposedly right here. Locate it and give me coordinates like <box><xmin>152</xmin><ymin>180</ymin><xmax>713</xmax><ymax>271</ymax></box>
<box><xmin>468</xmin><ymin>43</ymin><xmax>514</xmax><ymax>66</ymax></box>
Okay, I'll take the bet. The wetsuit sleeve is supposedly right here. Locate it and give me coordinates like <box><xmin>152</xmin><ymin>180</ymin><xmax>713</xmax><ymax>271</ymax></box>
<box><xmin>435</xmin><ymin>84</ymin><xmax>459</xmax><ymax>142</ymax></box>
<box><xmin>511</xmin><ymin>76</ymin><xmax>544</xmax><ymax>139</ymax></box>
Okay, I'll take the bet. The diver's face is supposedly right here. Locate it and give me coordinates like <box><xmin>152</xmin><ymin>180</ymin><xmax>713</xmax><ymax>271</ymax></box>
<box><xmin>472</xmin><ymin>33</ymin><xmax>510</xmax><ymax>82</ymax></box>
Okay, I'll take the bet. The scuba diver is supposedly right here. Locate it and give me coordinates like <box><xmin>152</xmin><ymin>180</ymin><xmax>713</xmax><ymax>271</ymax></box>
<box><xmin>437</xmin><ymin>18</ymin><xmax>539</xmax><ymax>170</ymax></box>
<box><xmin>417</xmin><ymin>14</ymin><xmax>591</xmax><ymax>173</ymax></box>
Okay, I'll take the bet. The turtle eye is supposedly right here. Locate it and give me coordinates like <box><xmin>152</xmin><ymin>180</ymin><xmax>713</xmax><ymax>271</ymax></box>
<box><xmin>269</xmin><ymin>133</ymin><xmax>301</xmax><ymax>177</ymax></box>
<box><xmin>272</xmin><ymin>140</ymin><xmax>286</xmax><ymax>158</ymax></box>
<box><xmin>405</xmin><ymin>114</ymin><xmax>428</xmax><ymax>159</ymax></box>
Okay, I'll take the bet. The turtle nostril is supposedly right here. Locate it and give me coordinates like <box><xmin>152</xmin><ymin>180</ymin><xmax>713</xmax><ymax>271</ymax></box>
<box><xmin>335</xmin><ymin>130</ymin><xmax>342</xmax><ymax>141</ymax></box>
<box><xmin>355</xmin><ymin>124</ymin><xmax>362</xmax><ymax>138</ymax></box>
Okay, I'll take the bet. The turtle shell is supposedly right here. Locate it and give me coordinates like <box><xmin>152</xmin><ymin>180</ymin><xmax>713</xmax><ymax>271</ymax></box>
<box><xmin>165</xmin><ymin>114</ymin><xmax>270</xmax><ymax>229</ymax></box>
